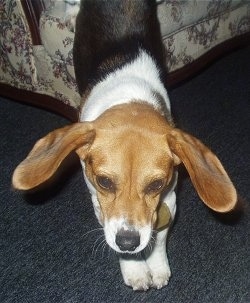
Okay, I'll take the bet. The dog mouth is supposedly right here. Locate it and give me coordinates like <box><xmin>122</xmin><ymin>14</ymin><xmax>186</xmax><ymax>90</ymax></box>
<box><xmin>104</xmin><ymin>220</ymin><xmax>152</xmax><ymax>254</ymax></box>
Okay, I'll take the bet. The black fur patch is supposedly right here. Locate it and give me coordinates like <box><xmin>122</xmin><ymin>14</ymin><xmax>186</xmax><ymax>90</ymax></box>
<box><xmin>73</xmin><ymin>0</ymin><xmax>166</xmax><ymax>96</ymax></box>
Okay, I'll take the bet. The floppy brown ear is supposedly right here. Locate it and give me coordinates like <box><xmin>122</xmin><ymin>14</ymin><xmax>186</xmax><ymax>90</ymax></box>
<box><xmin>168</xmin><ymin>129</ymin><xmax>237</xmax><ymax>213</ymax></box>
<box><xmin>12</xmin><ymin>123</ymin><xmax>95</xmax><ymax>190</ymax></box>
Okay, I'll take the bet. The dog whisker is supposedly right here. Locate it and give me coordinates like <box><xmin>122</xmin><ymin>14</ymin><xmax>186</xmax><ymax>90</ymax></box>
<box><xmin>101</xmin><ymin>240</ymin><xmax>109</xmax><ymax>258</ymax></box>
<box><xmin>92</xmin><ymin>235</ymin><xmax>106</xmax><ymax>259</ymax></box>
<box><xmin>107</xmin><ymin>245</ymin><xmax>115</xmax><ymax>260</ymax></box>
<box><xmin>98</xmin><ymin>238</ymin><xmax>107</xmax><ymax>258</ymax></box>
<box><xmin>82</xmin><ymin>227</ymin><xmax>104</xmax><ymax>240</ymax></box>
<box><xmin>91</xmin><ymin>234</ymin><xmax>104</xmax><ymax>257</ymax></box>
<box><xmin>142</xmin><ymin>232</ymin><xmax>157</xmax><ymax>258</ymax></box>
<box><xmin>147</xmin><ymin>242</ymin><xmax>153</xmax><ymax>254</ymax></box>
<box><xmin>81</xmin><ymin>228</ymin><xmax>105</xmax><ymax>259</ymax></box>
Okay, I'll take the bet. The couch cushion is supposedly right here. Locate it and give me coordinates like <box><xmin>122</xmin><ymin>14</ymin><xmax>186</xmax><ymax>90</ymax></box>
<box><xmin>40</xmin><ymin>1</ymin><xmax>75</xmax><ymax>65</ymax></box>
<box><xmin>157</xmin><ymin>0</ymin><xmax>245</xmax><ymax>37</ymax></box>
<box><xmin>37</xmin><ymin>0</ymin><xmax>250</xmax><ymax>108</ymax></box>
<box><xmin>40</xmin><ymin>0</ymin><xmax>246</xmax><ymax>61</ymax></box>
<box><xmin>0</xmin><ymin>0</ymin><xmax>37</xmax><ymax>88</ymax></box>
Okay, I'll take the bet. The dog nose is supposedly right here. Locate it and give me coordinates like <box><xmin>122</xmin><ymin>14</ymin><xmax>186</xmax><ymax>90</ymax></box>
<box><xmin>115</xmin><ymin>228</ymin><xmax>140</xmax><ymax>251</ymax></box>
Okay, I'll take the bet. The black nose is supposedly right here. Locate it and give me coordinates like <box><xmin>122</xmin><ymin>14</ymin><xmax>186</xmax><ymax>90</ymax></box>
<box><xmin>115</xmin><ymin>228</ymin><xmax>140</xmax><ymax>251</ymax></box>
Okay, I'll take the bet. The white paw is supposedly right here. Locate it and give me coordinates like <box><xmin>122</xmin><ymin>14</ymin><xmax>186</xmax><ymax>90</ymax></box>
<box><xmin>150</xmin><ymin>265</ymin><xmax>171</xmax><ymax>289</ymax></box>
<box><xmin>119</xmin><ymin>226</ymin><xmax>173</xmax><ymax>291</ymax></box>
<box><xmin>146</xmin><ymin>249</ymin><xmax>171</xmax><ymax>289</ymax></box>
<box><xmin>145</xmin><ymin>228</ymin><xmax>172</xmax><ymax>289</ymax></box>
<box><xmin>120</xmin><ymin>258</ymin><xmax>152</xmax><ymax>291</ymax></box>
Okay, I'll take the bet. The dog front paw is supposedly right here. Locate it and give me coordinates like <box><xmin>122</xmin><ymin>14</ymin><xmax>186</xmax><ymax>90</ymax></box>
<box><xmin>119</xmin><ymin>258</ymin><xmax>152</xmax><ymax>291</ymax></box>
<box><xmin>144</xmin><ymin>227</ymin><xmax>172</xmax><ymax>289</ymax></box>
<box><xmin>125</xmin><ymin>274</ymin><xmax>152</xmax><ymax>291</ymax></box>
<box><xmin>150</xmin><ymin>266</ymin><xmax>171</xmax><ymax>289</ymax></box>
<box><xmin>146</xmin><ymin>254</ymin><xmax>171</xmax><ymax>289</ymax></box>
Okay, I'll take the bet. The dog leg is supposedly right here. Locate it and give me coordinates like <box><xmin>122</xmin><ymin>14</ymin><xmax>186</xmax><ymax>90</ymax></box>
<box><xmin>119</xmin><ymin>256</ymin><xmax>152</xmax><ymax>291</ymax></box>
<box><xmin>145</xmin><ymin>227</ymin><xmax>171</xmax><ymax>289</ymax></box>
<box><xmin>146</xmin><ymin>177</ymin><xmax>177</xmax><ymax>289</ymax></box>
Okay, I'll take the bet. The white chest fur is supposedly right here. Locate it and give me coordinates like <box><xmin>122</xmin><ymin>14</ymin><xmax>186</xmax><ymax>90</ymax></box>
<box><xmin>80</xmin><ymin>50</ymin><xmax>171</xmax><ymax>122</ymax></box>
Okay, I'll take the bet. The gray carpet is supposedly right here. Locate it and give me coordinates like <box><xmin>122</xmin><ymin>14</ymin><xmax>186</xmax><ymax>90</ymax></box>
<box><xmin>1</xmin><ymin>46</ymin><xmax>250</xmax><ymax>303</ymax></box>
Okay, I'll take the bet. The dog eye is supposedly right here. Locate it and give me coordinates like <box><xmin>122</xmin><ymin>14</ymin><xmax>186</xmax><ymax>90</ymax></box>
<box><xmin>145</xmin><ymin>179</ymin><xmax>165</xmax><ymax>194</ymax></box>
<box><xmin>96</xmin><ymin>176</ymin><xmax>116</xmax><ymax>192</ymax></box>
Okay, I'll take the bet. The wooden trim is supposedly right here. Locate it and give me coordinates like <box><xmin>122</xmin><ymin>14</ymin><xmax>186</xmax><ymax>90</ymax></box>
<box><xmin>167</xmin><ymin>32</ymin><xmax>250</xmax><ymax>87</ymax></box>
<box><xmin>0</xmin><ymin>83</ymin><xmax>78</xmax><ymax>122</ymax></box>
<box><xmin>21</xmin><ymin>0</ymin><xmax>46</xmax><ymax>45</ymax></box>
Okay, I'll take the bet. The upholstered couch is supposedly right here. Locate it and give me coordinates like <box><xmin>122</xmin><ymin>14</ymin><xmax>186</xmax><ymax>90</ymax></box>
<box><xmin>1</xmin><ymin>0</ymin><xmax>250</xmax><ymax>121</ymax></box>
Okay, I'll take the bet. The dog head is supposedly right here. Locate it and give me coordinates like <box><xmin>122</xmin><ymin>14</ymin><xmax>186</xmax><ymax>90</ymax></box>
<box><xmin>12</xmin><ymin>102</ymin><xmax>237</xmax><ymax>254</ymax></box>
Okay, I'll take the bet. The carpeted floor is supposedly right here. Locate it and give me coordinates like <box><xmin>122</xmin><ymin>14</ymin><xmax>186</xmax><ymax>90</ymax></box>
<box><xmin>1</xmin><ymin>46</ymin><xmax>250</xmax><ymax>303</ymax></box>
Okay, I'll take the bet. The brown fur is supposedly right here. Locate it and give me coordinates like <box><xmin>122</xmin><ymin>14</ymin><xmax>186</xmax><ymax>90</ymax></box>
<box><xmin>13</xmin><ymin>102</ymin><xmax>237</xmax><ymax>225</ymax></box>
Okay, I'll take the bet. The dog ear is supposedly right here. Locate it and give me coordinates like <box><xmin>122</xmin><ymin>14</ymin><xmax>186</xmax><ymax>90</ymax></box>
<box><xmin>12</xmin><ymin>123</ymin><xmax>95</xmax><ymax>190</ymax></box>
<box><xmin>168</xmin><ymin>129</ymin><xmax>237</xmax><ymax>213</ymax></box>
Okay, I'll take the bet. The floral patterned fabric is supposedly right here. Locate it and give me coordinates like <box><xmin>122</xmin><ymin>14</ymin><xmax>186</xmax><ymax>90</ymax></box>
<box><xmin>160</xmin><ymin>1</ymin><xmax>250</xmax><ymax>72</ymax></box>
<box><xmin>0</xmin><ymin>0</ymin><xmax>249</xmax><ymax>110</ymax></box>
<box><xmin>0</xmin><ymin>0</ymin><xmax>80</xmax><ymax>108</ymax></box>
<box><xmin>0</xmin><ymin>1</ymin><xmax>36</xmax><ymax>90</ymax></box>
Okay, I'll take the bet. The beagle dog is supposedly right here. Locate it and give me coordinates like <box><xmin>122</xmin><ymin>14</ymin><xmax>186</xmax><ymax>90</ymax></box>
<box><xmin>12</xmin><ymin>0</ymin><xmax>237</xmax><ymax>291</ymax></box>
